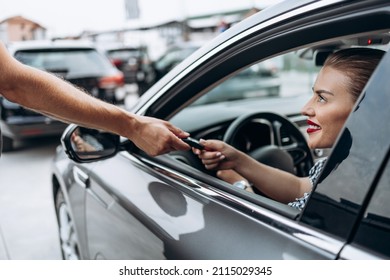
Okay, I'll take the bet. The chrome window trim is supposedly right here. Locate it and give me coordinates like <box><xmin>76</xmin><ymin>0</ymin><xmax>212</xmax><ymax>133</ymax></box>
<box><xmin>136</xmin><ymin>0</ymin><xmax>344</xmax><ymax>116</ymax></box>
<box><xmin>0</xmin><ymin>225</ymin><xmax>10</xmax><ymax>260</ymax></box>
<box><xmin>339</xmin><ymin>244</ymin><xmax>383</xmax><ymax>260</ymax></box>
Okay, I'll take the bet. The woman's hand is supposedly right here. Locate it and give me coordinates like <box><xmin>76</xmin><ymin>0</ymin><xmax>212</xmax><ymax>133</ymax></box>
<box><xmin>192</xmin><ymin>139</ymin><xmax>241</xmax><ymax>170</ymax></box>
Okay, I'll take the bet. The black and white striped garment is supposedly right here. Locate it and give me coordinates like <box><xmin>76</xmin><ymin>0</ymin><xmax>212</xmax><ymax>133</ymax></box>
<box><xmin>288</xmin><ymin>158</ymin><xmax>327</xmax><ymax>210</ymax></box>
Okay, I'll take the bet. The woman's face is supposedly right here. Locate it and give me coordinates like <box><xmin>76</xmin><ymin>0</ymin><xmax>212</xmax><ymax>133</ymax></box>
<box><xmin>301</xmin><ymin>66</ymin><xmax>355</xmax><ymax>149</ymax></box>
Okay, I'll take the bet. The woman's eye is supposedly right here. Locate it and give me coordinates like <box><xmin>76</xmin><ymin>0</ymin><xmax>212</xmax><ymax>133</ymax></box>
<box><xmin>317</xmin><ymin>94</ymin><xmax>326</xmax><ymax>103</ymax></box>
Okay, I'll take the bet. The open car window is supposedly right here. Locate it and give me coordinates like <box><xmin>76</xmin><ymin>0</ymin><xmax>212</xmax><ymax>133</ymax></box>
<box><xmin>14</xmin><ymin>49</ymin><xmax>113</xmax><ymax>77</ymax></box>
<box><xmin>170</xmin><ymin>48</ymin><xmax>322</xmax><ymax>146</ymax></box>
<box><xmin>165</xmin><ymin>48</ymin><xmax>326</xmax><ymax>219</ymax></box>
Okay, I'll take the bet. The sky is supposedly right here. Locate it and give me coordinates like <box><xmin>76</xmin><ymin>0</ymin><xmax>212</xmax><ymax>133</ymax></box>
<box><xmin>0</xmin><ymin>0</ymin><xmax>284</xmax><ymax>37</ymax></box>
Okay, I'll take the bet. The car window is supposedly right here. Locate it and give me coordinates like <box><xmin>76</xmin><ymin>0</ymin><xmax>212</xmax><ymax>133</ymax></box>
<box><xmin>14</xmin><ymin>49</ymin><xmax>113</xmax><ymax>77</ymax></box>
<box><xmin>168</xmin><ymin>48</ymin><xmax>321</xmax><ymax>215</ymax></box>
<box><xmin>107</xmin><ymin>49</ymin><xmax>144</xmax><ymax>60</ymax></box>
<box><xmin>350</xmin><ymin>155</ymin><xmax>390</xmax><ymax>258</ymax></box>
<box><xmin>171</xmin><ymin>49</ymin><xmax>319</xmax><ymax>137</ymax></box>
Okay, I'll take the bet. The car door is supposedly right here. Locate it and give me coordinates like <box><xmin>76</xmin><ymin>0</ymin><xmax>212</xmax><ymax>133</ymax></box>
<box><xmin>339</xmin><ymin>156</ymin><xmax>390</xmax><ymax>259</ymax></box>
<box><xmin>83</xmin><ymin>154</ymin><xmax>166</xmax><ymax>259</ymax></box>
<box><xmin>84</xmin><ymin>150</ymin><xmax>336</xmax><ymax>259</ymax></box>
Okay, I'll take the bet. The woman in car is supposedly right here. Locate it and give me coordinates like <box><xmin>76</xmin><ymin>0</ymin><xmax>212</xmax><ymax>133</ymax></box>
<box><xmin>193</xmin><ymin>48</ymin><xmax>384</xmax><ymax>210</ymax></box>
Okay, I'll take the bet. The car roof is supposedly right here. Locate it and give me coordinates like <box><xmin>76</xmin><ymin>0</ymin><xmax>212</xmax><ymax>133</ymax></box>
<box><xmin>7</xmin><ymin>40</ymin><xmax>96</xmax><ymax>53</ymax></box>
<box><xmin>166</xmin><ymin>40</ymin><xmax>209</xmax><ymax>50</ymax></box>
<box><xmin>96</xmin><ymin>42</ymin><xmax>146</xmax><ymax>51</ymax></box>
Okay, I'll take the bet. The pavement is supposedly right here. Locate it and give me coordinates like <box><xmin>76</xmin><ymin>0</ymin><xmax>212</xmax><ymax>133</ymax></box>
<box><xmin>0</xmin><ymin>86</ymin><xmax>140</xmax><ymax>260</ymax></box>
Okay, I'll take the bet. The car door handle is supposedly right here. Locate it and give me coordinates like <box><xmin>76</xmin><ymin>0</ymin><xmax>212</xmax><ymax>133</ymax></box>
<box><xmin>73</xmin><ymin>166</ymin><xmax>110</xmax><ymax>208</ymax></box>
<box><xmin>73</xmin><ymin>166</ymin><xmax>89</xmax><ymax>188</ymax></box>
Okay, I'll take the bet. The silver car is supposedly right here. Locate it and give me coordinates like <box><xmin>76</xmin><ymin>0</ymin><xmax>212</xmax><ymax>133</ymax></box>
<box><xmin>52</xmin><ymin>0</ymin><xmax>390</xmax><ymax>259</ymax></box>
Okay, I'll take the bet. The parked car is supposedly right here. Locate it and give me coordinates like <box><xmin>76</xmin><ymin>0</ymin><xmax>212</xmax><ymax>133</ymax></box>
<box><xmin>193</xmin><ymin>56</ymin><xmax>282</xmax><ymax>105</ymax></box>
<box><xmin>153</xmin><ymin>40</ymin><xmax>282</xmax><ymax>105</ymax></box>
<box><xmin>152</xmin><ymin>41</ymin><xmax>202</xmax><ymax>81</ymax></box>
<box><xmin>101</xmin><ymin>44</ymin><xmax>155</xmax><ymax>95</ymax></box>
<box><xmin>1</xmin><ymin>40</ymin><xmax>125</xmax><ymax>152</ymax></box>
<box><xmin>52</xmin><ymin>0</ymin><xmax>390</xmax><ymax>260</ymax></box>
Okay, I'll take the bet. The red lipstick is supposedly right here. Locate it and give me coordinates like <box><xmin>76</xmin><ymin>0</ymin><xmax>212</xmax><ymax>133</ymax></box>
<box><xmin>306</xmin><ymin>120</ymin><xmax>321</xmax><ymax>134</ymax></box>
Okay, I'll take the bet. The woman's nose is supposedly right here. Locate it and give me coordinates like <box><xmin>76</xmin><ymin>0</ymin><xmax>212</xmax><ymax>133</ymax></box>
<box><xmin>301</xmin><ymin>100</ymin><xmax>314</xmax><ymax>116</ymax></box>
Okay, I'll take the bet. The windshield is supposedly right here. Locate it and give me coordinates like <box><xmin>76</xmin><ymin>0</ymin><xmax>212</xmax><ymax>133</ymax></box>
<box><xmin>14</xmin><ymin>49</ymin><xmax>114</xmax><ymax>78</ymax></box>
<box><xmin>107</xmin><ymin>49</ymin><xmax>146</xmax><ymax>61</ymax></box>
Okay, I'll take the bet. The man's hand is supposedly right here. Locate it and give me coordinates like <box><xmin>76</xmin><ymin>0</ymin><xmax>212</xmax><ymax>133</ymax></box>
<box><xmin>130</xmin><ymin>116</ymin><xmax>190</xmax><ymax>156</ymax></box>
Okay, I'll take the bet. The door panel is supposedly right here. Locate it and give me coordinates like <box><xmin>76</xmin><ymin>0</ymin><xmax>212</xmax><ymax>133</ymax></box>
<box><xmin>83</xmin><ymin>152</ymin><xmax>339</xmax><ymax>259</ymax></box>
<box><xmin>340</xmin><ymin>152</ymin><xmax>390</xmax><ymax>259</ymax></box>
<box><xmin>66</xmin><ymin>164</ymin><xmax>95</xmax><ymax>260</ymax></box>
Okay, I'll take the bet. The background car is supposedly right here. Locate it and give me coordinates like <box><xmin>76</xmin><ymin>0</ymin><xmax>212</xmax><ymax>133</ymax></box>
<box><xmin>153</xmin><ymin>40</ymin><xmax>282</xmax><ymax>105</ymax></box>
<box><xmin>101</xmin><ymin>44</ymin><xmax>155</xmax><ymax>96</ymax></box>
<box><xmin>193</xmin><ymin>56</ymin><xmax>282</xmax><ymax>105</ymax></box>
<box><xmin>1</xmin><ymin>40</ymin><xmax>125</xmax><ymax>152</ymax></box>
<box><xmin>52</xmin><ymin>0</ymin><xmax>390</xmax><ymax>260</ymax></box>
<box><xmin>152</xmin><ymin>41</ymin><xmax>202</xmax><ymax>81</ymax></box>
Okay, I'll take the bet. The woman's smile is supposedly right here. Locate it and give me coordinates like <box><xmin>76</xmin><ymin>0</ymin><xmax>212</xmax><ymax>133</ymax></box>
<box><xmin>306</xmin><ymin>119</ymin><xmax>321</xmax><ymax>134</ymax></box>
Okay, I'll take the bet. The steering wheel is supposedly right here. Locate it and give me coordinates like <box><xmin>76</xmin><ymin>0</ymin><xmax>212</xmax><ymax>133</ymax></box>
<box><xmin>223</xmin><ymin>112</ymin><xmax>313</xmax><ymax>177</ymax></box>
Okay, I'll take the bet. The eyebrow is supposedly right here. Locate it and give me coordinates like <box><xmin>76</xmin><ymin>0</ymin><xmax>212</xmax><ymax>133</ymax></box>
<box><xmin>312</xmin><ymin>87</ymin><xmax>335</xmax><ymax>96</ymax></box>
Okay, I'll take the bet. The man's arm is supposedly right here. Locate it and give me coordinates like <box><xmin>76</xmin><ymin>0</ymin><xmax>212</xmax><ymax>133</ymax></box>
<box><xmin>0</xmin><ymin>43</ymin><xmax>189</xmax><ymax>156</ymax></box>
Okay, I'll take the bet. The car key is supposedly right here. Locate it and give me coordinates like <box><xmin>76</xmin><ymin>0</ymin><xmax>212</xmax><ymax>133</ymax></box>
<box><xmin>182</xmin><ymin>137</ymin><xmax>204</xmax><ymax>150</ymax></box>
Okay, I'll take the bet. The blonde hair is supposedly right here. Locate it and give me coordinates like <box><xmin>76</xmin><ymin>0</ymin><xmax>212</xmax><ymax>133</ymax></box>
<box><xmin>324</xmin><ymin>48</ymin><xmax>385</xmax><ymax>102</ymax></box>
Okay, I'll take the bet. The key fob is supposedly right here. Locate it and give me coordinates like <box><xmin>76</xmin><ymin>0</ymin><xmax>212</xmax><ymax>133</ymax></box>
<box><xmin>182</xmin><ymin>137</ymin><xmax>204</xmax><ymax>150</ymax></box>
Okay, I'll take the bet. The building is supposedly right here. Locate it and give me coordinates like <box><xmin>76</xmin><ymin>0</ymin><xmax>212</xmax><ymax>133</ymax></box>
<box><xmin>78</xmin><ymin>7</ymin><xmax>261</xmax><ymax>59</ymax></box>
<box><xmin>0</xmin><ymin>15</ymin><xmax>47</xmax><ymax>44</ymax></box>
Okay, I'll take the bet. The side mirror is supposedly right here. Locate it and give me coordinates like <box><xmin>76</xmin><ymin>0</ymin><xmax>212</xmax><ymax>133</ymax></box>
<box><xmin>61</xmin><ymin>124</ymin><xmax>121</xmax><ymax>163</ymax></box>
